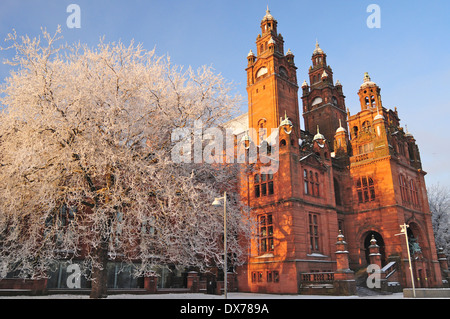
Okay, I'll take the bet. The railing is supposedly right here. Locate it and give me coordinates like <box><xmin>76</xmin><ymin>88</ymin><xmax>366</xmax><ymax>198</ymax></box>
<box><xmin>351</xmin><ymin>153</ymin><xmax>369</xmax><ymax>163</ymax></box>
<box><xmin>300</xmin><ymin>272</ymin><xmax>334</xmax><ymax>285</ymax></box>
<box><xmin>381</xmin><ymin>261</ymin><xmax>397</xmax><ymax>279</ymax></box>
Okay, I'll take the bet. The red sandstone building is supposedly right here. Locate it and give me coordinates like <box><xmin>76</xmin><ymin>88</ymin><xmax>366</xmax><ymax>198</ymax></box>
<box><xmin>1</xmin><ymin>8</ymin><xmax>449</xmax><ymax>296</ymax></box>
<box><xmin>233</xmin><ymin>8</ymin><xmax>447</xmax><ymax>294</ymax></box>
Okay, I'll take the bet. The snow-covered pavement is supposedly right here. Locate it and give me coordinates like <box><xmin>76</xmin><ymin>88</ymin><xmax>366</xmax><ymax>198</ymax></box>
<box><xmin>0</xmin><ymin>292</ymin><xmax>405</xmax><ymax>299</ymax></box>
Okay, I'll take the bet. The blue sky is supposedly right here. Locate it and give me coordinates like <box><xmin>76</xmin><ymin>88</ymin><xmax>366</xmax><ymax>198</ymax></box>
<box><xmin>1</xmin><ymin>0</ymin><xmax>450</xmax><ymax>189</ymax></box>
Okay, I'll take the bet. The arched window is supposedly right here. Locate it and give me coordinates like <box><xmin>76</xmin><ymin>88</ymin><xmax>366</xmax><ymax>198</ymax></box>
<box><xmin>280</xmin><ymin>139</ymin><xmax>287</xmax><ymax>147</ymax></box>
<box><xmin>362</xmin><ymin>121</ymin><xmax>371</xmax><ymax>132</ymax></box>
<box><xmin>260</xmin><ymin>140</ymin><xmax>271</xmax><ymax>156</ymax></box>
<box><xmin>410</xmin><ymin>180</ymin><xmax>419</xmax><ymax>207</ymax></box>
<box><xmin>257</xmin><ymin>119</ymin><xmax>267</xmax><ymax>142</ymax></box>
<box><xmin>399</xmin><ymin>175</ymin><xmax>409</xmax><ymax>203</ymax></box>
<box><xmin>304</xmin><ymin>170</ymin><xmax>320</xmax><ymax>197</ymax></box>
<box><xmin>353</xmin><ymin>126</ymin><xmax>359</xmax><ymax>139</ymax></box>
<box><xmin>304</xmin><ymin>170</ymin><xmax>309</xmax><ymax>195</ymax></box>
<box><xmin>315</xmin><ymin>172</ymin><xmax>320</xmax><ymax>197</ymax></box>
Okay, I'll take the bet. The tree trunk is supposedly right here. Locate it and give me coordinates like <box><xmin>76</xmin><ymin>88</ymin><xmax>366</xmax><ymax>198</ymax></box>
<box><xmin>90</xmin><ymin>241</ymin><xmax>109</xmax><ymax>299</ymax></box>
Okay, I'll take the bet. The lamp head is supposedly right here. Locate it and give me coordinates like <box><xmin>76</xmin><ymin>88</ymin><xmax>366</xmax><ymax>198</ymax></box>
<box><xmin>212</xmin><ymin>198</ymin><xmax>223</xmax><ymax>207</ymax></box>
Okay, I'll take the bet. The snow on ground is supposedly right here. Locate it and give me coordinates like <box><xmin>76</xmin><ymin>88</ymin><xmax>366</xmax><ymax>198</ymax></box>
<box><xmin>0</xmin><ymin>292</ymin><xmax>405</xmax><ymax>299</ymax></box>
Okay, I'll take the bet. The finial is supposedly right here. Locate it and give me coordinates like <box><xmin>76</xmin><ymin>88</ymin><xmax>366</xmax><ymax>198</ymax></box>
<box><xmin>405</xmin><ymin>124</ymin><xmax>413</xmax><ymax>137</ymax></box>
<box><xmin>364</xmin><ymin>72</ymin><xmax>371</xmax><ymax>82</ymax></box>
<box><xmin>313</xmin><ymin>125</ymin><xmax>325</xmax><ymax>141</ymax></box>
<box><xmin>301</xmin><ymin>79</ymin><xmax>308</xmax><ymax>88</ymax></box>
<box><xmin>280</xmin><ymin>111</ymin><xmax>293</xmax><ymax>134</ymax></box>
<box><xmin>313</xmin><ymin>39</ymin><xmax>324</xmax><ymax>55</ymax></box>
<box><xmin>374</xmin><ymin>104</ymin><xmax>384</xmax><ymax>121</ymax></box>
<box><xmin>262</xmin><ymin>5</ymin><xmax>274</xmax><ymax>21</ymax></box>
<box><xmin>336</xmin><ymin>119</ymin><xmax>346</xmax><ymax>134</ymax></box>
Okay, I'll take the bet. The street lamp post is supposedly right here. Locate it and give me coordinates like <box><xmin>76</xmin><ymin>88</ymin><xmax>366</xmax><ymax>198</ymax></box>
<box><xmin>395</xmin><ymin>223</ymin><xmax>416</xmax><ymax>297</ymax></box>
<box><xmin>212</xmin><ymin>191</ymin><xmax>227</xmax><ymax>299</ymax></box>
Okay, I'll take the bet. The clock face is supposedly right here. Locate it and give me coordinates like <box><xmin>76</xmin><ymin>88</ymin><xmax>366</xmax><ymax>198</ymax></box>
<box><xmin>256</xmin><ymin>67</ymin><xmax>268</xmax><ymax>78</ymax></box>
<box><xmin>279</xmin><ymin>66</ymin><xmax>288</xmax><ymax>77</ymax></box>
<box><xmin>312</xmin><ymin>97</ymin><xmax>323</xmax><ymax>106</ymax></box>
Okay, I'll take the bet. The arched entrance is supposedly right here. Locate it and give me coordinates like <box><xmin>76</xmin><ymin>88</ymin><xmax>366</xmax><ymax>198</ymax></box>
<box><xmin>363</xmin><ymin>231</ymin><xmax>386</xmax><ymax>267</ymax></box>
<box><xmin>406</xmin><ymin>222</ymin><xmax>430</xmax><ymax>288</ymax></box>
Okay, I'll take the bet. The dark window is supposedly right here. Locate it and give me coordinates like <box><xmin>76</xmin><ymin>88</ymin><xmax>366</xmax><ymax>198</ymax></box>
<box><xmin>259</xmin><ymin>214</ymin><xmax>274</xmax><ymax>254</ymax></box>
<box><xmin>309</xmin><ymin>213</ymin><xmax>320</xmax><ymax>251</ymax></box>
<box><xmin>304</xmin><ymin>170</ymin><xmax>309</xmax><ymax>195</ymax></box>
<box><xmin>304</xmin><ymin>170</ymin><xmax>320</xmax><ymax>197</ymax></box>
<box><xmin>254</xmin><ymin>185</ymin><xmax>260</xmax><ymax>198</ymax></box>
<box><xmin>261</xmin><ymin>183</ymin><xmax>267</xmax><ymax>196</ymax></box>
<box><xmin>273</xmin><ymin>271</ymin><xmax>280</xmax><ymax>283</ymax></box>
<box><xmin>410</xmin><ymin>180</ymin><xmax>419</xmax><ymax>207</ymax></box>
<box><xmin>268</xmin><ymin>181</ymin><xmax>274</xmax><ymax>195</ymax></box>
<box><xmin>254</xmin><ymin>171</ymin><xmax>274</xmax><ymax>198</ymax></box>
<box><xmin>356</xmin><ymin>176</ymin><xmax>376</xmax><ymax>203</ymax></box>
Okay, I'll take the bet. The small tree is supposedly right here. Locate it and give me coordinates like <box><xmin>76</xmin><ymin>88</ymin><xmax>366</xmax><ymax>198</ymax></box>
<box><xmin>428</xmin><ymin>183</ymin><xmax>450</xmax><ymax>259</ymax></box>
<box><xmin>0</xmin><ymin>28</ymin><xmax>253</xmax><ymax>298</ymax></box>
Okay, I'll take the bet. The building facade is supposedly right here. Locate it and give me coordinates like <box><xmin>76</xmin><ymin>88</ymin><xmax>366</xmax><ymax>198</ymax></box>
<box><xmin>235</xmin><ymin>8</ymin><xmax>444</xmax><ymax>294</ymax></box>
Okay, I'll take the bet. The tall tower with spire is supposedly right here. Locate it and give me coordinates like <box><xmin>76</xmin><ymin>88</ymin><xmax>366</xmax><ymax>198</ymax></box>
<box><xmin>301</xmin><ymin>41</ymin><xmax>346</xmax><ymax>151</ymax></box>
<box><xmin>238</xmin><ymin>8</ymin><xmax>342</xmax><ymax>295</ymax></box>
<box><xmin>344</xmin><ymin>73</ymin><xmax>442</xmax><ymax>289</ymax></box>
<box><xmin>234</xmin><ymin>8</ymin><xmax>445</xmax><ymax>295</ymax></box>
<box><xmin>246</xmin><ymin>6</ymin><xmax>300</xmax><ymax>145</ymax></box>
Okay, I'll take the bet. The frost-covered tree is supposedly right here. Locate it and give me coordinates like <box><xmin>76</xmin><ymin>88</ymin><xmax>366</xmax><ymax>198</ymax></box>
<box><xmin>0</xmin><ymin>28</ymin><xmax>253</xmax><ymax>298</ymax></box>
<box><xmin>428</xmin><ymin>183</ymin><xmax>450</xmax><ymax>259</ymax></box>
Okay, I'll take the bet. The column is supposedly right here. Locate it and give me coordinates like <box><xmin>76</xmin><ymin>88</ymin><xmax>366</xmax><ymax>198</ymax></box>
<box><xmin>437</xmin><ymin>248</ymin><xmax>450</xmax><ymax>287</ymax></box>
<box><xmin>187</xmin><ymin>271</ymin><xmax>199</xmax><ymax>293</ymax></box>
<box><xmin>333</xmin><ymin>231</ymin><xmax>356</xmax><ymax>295</ymax></box>
<box><xmin>368</xmin><ymin>235</ymin><xmax>387</xmax><ymax>291</ymax></box>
